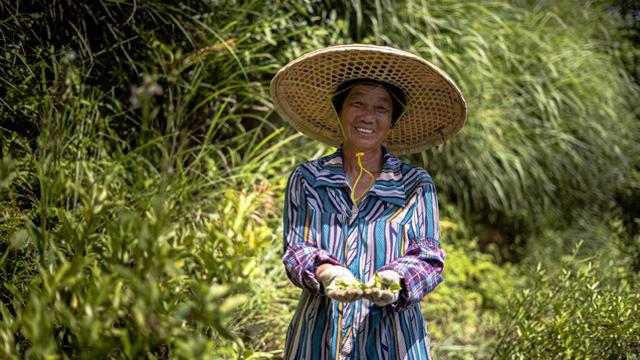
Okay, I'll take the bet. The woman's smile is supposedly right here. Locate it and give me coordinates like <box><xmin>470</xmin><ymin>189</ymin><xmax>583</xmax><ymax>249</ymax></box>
<box><xmin>354</xmin><ymin>126</ymin><xmax>374</xmax><ymax>134</ymax></box>
<box><xmin>339</xmin><ymin>84</ymin><xmax>393</xmax><ymax>152</ymax></box>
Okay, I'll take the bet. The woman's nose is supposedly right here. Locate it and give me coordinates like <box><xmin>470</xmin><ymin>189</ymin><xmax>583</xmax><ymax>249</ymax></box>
<box><xmin>359</xmin><ymin>107</ymin><xmax>376</xmax><ymax>122</ymax></box>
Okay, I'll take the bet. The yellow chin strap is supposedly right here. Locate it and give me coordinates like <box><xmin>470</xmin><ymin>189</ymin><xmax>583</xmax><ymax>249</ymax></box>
<box><xmin>328</xmin><ymin>92</ymin><xmax>376</xmax><ymax>205</ymax></box>
<box><xmin>352</xmin><ymin>151</ymin><xmax>375</xmax><ymax>204</ymax></box>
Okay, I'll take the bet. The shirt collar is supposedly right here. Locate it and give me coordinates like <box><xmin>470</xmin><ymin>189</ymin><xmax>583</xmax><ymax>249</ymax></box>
<box><xmin>314</xmin><ymin>147</ymin><xmax>406</xmax><ymax>207</ymax></box>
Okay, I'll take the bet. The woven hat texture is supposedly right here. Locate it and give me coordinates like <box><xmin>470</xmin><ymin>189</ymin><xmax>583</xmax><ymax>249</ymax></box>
<box><xmin>270</xmin><ymin>44</ymin><xmax>467</xmax><ymax>155</ymax></box>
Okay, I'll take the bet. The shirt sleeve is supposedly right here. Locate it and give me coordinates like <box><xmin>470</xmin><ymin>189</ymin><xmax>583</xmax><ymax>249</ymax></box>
<box><xmin>378</xmin><ymin>181</ymin><xmax>445</xmax><ymax>311</ymax></box>
<box><xmin>282</xmin><ymin>167</ymin><xmax>341</xmax><ymax>295</ymax></box>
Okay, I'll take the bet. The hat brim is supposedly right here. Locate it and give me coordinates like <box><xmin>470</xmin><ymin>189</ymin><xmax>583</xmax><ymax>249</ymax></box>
<box><xmin>270</xmin><ymin>44</ymin><xmax>467</xmax><ymax>155</ymax></box>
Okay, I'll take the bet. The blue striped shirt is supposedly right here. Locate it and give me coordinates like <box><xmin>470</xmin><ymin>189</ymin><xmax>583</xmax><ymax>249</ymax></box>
<box><xmin>282</xmin><ymin>147</ymin><xmax>445</xmax><ymax>360</ymax></box>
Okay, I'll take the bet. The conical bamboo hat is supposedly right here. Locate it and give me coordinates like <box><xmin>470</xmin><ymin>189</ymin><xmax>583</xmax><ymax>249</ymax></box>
<box><xmin>270</xmin><ymin>44</ymin><xmax>467</xmax><ymax>155</ymax></box>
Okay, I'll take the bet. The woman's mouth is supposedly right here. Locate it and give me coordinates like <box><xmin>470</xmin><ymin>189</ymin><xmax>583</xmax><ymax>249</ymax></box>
<box><xmin>355</xmin><ymin>127</ymin><xmax>374</xmax><ymax>134</ymax></box>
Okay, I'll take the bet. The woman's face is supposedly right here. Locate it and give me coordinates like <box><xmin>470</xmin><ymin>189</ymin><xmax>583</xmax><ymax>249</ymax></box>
<box><xmin>339</xmin><ymin>84</ymin><xmax>393</xmax><ymax>152</ymax></box>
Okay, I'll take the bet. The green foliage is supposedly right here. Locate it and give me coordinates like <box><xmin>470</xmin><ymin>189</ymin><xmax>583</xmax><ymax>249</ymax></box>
<box><xmin>424</xmin><ymin>205</ymin><xmax>523</xmax><ymax>359</ymax></box>
<box><xmin>0</xmin><ymin>1</ymin><xmax>317</xmax><ymax>356</ymax></box>
<box><xmin>0</xmin><ymin>97</ymin><xmax>289</xmax><ymax>359</ymax></box>
<box><xmin>349</xmin><ymin>0</ymin><xmax>639</xmax><ymax>248</ymax></box>
<box><xmin>495</xmin><ymin>245</ymin><xmax>640</xmax><ymax>359</ymax></box>
<box><xmin>523</xmin><ymin>207</ymin><xmax>640</xmax><ymax>275</ymax></box>
<box><xmin>0</xmin><ymin>0</ymin><xmax>638</xmax><ymax>358</ymax></box>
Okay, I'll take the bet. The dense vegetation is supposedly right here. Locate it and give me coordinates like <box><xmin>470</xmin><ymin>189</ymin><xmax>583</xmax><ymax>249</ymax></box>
<box><xmin>1</xmin><ymin>0</ymin><xmax>638</xmax><ymax>358</ymax></box>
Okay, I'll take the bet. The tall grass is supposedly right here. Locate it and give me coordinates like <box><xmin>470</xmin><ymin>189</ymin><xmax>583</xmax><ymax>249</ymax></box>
<box><xmin>347</xmin><ymin>0</ymin><xmax>639</xmax><ymax>260</ymax></box>
<box><xmin>0</xmin><ymin>1</ymin><xmax>319</xmax><ymax>357</ymax></box>
<box><xmin>0</xmin><ymin>55</ymin><xmax>295</xmax><ymax>358</ymax></box>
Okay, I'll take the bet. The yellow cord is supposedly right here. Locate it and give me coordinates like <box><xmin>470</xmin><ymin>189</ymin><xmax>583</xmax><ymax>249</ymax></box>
<box><xmin>327</xmin><ymin>93</ymin><xmax>376</xmax><ymax>205</ymax></box>
<box><xmin>352</xmin><ymin>151</ymin><xmax>375</xmax><ymax>204</ymax></box>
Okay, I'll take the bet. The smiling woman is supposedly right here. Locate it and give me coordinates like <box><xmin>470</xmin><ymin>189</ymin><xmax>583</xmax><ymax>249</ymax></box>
<box><xmin>271</xmin><ymin>44</ymin><xmax>466</xmax><ymax>360</ymax></box>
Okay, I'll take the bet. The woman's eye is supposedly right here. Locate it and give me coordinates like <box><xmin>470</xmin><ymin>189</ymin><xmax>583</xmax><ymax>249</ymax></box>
<box><xmin>376</xmin><ymin>106</ymin><xmax>389</xmax><ymax>113</ymax></box>
<box><xmin>352</xmin><ymin>101</ymin><xmax>363</xmax><ymax>107</ymax></box>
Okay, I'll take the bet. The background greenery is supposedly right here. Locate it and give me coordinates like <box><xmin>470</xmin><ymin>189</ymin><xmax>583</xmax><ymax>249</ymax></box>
<box><xmin>1</xmin><ymin>0</ymin><xmax>638</xmax><ymax>359</ymax></box>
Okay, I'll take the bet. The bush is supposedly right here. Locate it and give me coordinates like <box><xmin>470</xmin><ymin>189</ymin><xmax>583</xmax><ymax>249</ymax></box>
<box><xmin>495</xmin><ymin>245</ymin><xmax>640</xmax><ymax>359</ymax></box>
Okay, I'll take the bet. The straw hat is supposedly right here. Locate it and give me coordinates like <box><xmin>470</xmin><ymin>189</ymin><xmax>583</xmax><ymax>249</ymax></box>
<box><xmin>270</xmin><ymin>44</ymin><xmax>467</xmax><ymax>155</ymax></box>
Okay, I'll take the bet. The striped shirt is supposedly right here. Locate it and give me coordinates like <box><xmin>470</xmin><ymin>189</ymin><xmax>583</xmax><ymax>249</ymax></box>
<box><xmin>282</xmin><ymin>147</ymin><xmax>445</xmax><ymax>360</ymax></box>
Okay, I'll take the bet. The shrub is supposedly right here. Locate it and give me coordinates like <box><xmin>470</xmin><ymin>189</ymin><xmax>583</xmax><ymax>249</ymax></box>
<box><xmin>494</xmin><ymin>245</ymin><xmax>640</xmax><ymax>359</ymax></box>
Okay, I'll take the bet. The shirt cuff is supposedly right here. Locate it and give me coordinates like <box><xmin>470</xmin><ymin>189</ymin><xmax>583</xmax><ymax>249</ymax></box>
<box><xmin>377</xmin><ymin>239</ymin><xmax>445</xmax><ymax>311</ymax></box>
<box><xmin>283</xmin><ymin>244</ymin><xmax>341</xmax><ymax>295</ymax></box>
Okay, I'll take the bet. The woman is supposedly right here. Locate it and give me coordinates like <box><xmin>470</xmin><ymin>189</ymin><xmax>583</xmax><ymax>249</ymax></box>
<box><xmin>271</xmin><ymin>45</ymin><xmax>467</xmax><ymax>360</ymax></box>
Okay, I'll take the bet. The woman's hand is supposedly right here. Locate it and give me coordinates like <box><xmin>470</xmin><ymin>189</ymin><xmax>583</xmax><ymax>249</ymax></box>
<box><xmin>317</xmin><ymin>265</ymin><xmax>363</xmax><ymax>302</ymax></box>
<box><xmin>363</xmin><ymin>270</ymin><xmax>401</xmax><ymax>306</ymax></box>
